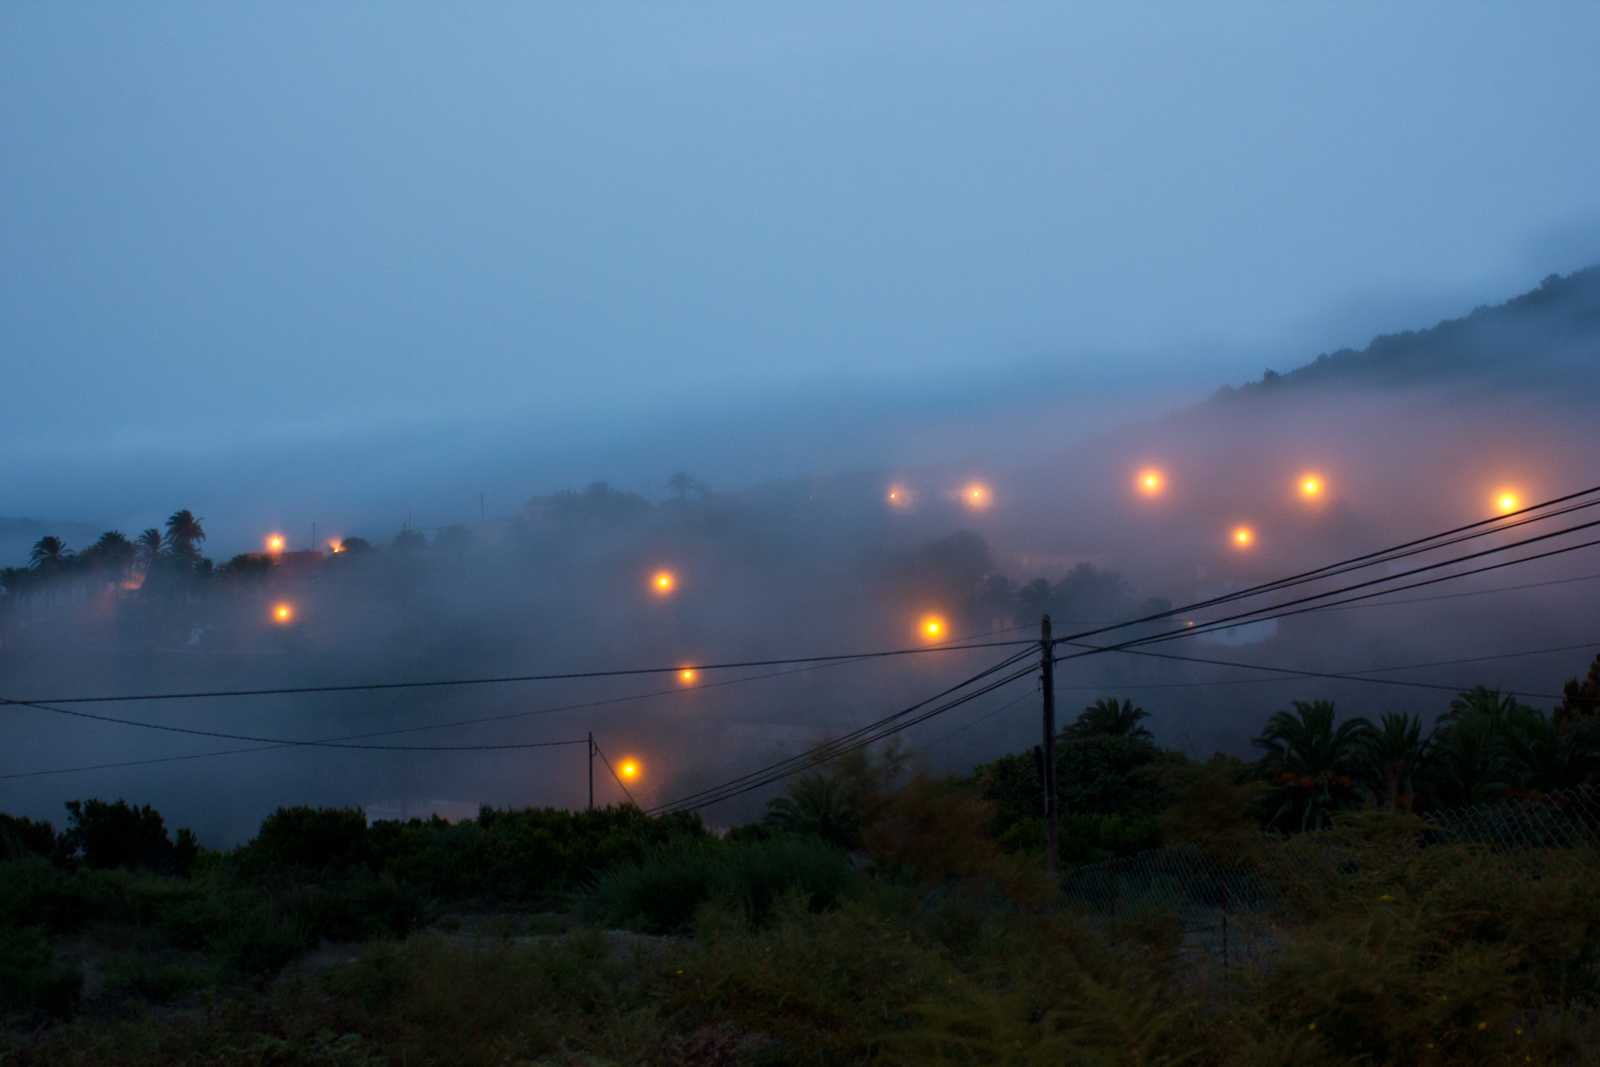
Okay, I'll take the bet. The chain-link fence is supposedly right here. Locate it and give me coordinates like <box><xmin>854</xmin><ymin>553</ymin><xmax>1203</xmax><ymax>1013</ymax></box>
<box><xmin>1056</xmin><ymin>786</ymin><xmax>1600</xmax><ymax>956</ymax></box>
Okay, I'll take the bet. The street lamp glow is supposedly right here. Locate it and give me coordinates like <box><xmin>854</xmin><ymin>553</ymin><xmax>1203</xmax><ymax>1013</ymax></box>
<box><xmin>1232</xmin><ymin>526</ymin><xmax>1255</xmax><ymax>549</ymax></box>
<box><xmin>652</xmin><ymin>571</ymin><xmax>676</xmax><ymax>595</ymax></box>
<box><xmin>679</xmin><ymin>669</ymin><xmax>696</xmax><ymax>684</ymax></box>
<box><xmin>1299</xmin><ymin>475</ymin><xmax>1324</xmax><ymax>499</ymax></box>
<box><xmin>1136</xmin><ymin>469</ymin><xmax>1164</xmax><ymax>496</ymax></box>
<box><xmin>962</xmin><ymin>483</ymin><xmax>991</xmax><ymax>510</ymax></box>
<box><xmin>266</xmin><ymin>534</ymin><xmax>285</xmax><ymax>553</ymax></box>
<box><xmin>272</xmin><ymin>603</ymin><xmax>293</xmax><ymax>623</ymax></box>
<box><xmin>887</xmin><ymin>484</ymin><xmax>911</xmax><ymax>508</ymax></box>
<box><xmin>1495</xmin><ymin>491</ymin><xmax>1519</xmax><ymax>514</ymax></box>
<box><xmin>920</xmin><ymin>615</ymin><xmax>947</xmax><ymax>641</ymax></box>
<box><xmin>619</xmin><ymin>759</ymin><xmax>641</xmax><ymax>780</ymax></box>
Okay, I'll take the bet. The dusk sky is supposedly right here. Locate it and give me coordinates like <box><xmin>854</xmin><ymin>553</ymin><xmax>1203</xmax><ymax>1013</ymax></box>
<box><xmin>4</xmin><ymin>2</ymin><xmax>1598</xmax><ymax>551</ymax></box>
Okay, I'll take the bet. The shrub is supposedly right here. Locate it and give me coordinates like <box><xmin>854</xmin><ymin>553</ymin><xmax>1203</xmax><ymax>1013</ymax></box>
<box><xmin>60</xmin><ymin>799</ymin><xmax>196</xmax><ymax>874</ymax></box>
<box><xmin>0</xmin><ymin>925</ymin><xmax>82</xmax><ymax>1017</ymax></box>
<box><xmin>246</xmin><ymin>806</ymin><xmax>369</xmax><ymax>871</ymax></box>
<box><xmin>584</xmin><ymin>836</ymin><xmax>856</xmax><ymax>933</ymax></box>
<box><xmin>0</xmin><ymin>814</ymin><xmax>58</xmax><ymax>862</ymax></box>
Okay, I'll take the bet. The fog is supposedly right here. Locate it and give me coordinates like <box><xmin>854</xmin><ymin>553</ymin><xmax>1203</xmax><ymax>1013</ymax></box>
<box><xmin>4</xmin><ymin>269</ymin><xmax>1598</xmax><ymax>843</ymax></box>
<box><xmin>3</xmin><ymin>3</ymin><xmax>1600</xmax><ymax>843</ymax></box>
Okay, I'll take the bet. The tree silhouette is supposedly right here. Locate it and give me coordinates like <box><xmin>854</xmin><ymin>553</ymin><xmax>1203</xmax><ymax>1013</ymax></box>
<box><xmin>29</xmin><ymin>536</ymin><xmax>72</xmax><ymax>574</ymax></box>
<box><xmin>1358</xmin><ymin>711</ymin><xmax>1427</xmax><ymax>811</ymax></box>
<box><xmin>135</xmin><ymin>529</ymin><xmax>165</xmax><ymax>570</ymax></box>
<box><xmin>1253</xmin><ymin>699</ymin><xmax>1373</xmax><ymax>831</ymax></box>
<box><xmin>164</xmin><ymin>510</ymin><xmax>206</xmax><ymax>559</ymax></box>
<box><xmin>85</xmin><ymin>531</ymin><xmax>136</xmax><ymax>578</ymax></box>
<box><xmin>1064</xmin><ymin>698</ymin><xmax>1152</xmax><ymax>740</ymax></box>
<box><xmin>1015</xmin><ymin>578</ymin><xmax>1053</xmax><ymax>620</ymax></box>
<box><xmin>666</xmin><ymin>471</ymin><xmax>694</xmax><ymax>502</ymax></box>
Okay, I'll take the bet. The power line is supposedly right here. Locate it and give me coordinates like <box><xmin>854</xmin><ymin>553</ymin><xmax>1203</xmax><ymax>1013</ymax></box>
<box><xmin>646</xmin><ymin>489</ymin><xmax>1600</xmax><ymax>814</ymax></box>
<box><xmin>592</xmin><ymin>743</ymin><xmax>637</xmax><ymax>807</ymax></box>
<box><xmin>1057</xmin><ymin>522</ymin><xmax>1600</xmax><ymax>662</ymax></box>
<box><xmin>646</xmin><ymin>647</ymin><xmax>1037</xmax><ymax>813</ymax></box>
<box><xmin>1044</xmin><ymin>485</ymin><xmax>1600</xmax><ymax>650</ymax></box>
<box><xmin>1304</xmin><ymin>571</ymin><xmax>1600</xmax><ymax>613</ymax></box>
<box><xmin>0</xmin><ymin>694</ymin><xmax>588</xmax><ymax>752</ymax></box>
<box><xmin>0</xmin><ymin>657</ymin><xmax>860</xmax><ymax>781</ymax></box>
<box><xmin>16</xmin><ymin>636</ymin><xmax>1033</xmax><ymax>707</ymax></box>
<box><xmin>1067</xmin><ymin>638</ymin><xmax>1592</xmax><ymax>700</ymax></box>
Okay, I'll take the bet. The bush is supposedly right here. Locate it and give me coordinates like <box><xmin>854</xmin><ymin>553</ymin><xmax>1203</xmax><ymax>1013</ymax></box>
<box><xmin>584</xmin><ymin>836</ymin><xmax>857</xmax><ymax>933</ymax></box>
<box><xmin>60</xmin><ymin>799</ymin><xmax>197</xmax><ymax>874</ymax></box>
<box><xmin>246</xmin><ymin>806</ymin><xmax>369</xmax><ymax>871</ymax></box>
<box><xmin>0</xmin><ymin>814</ymin><xmax>58</xmax><ymax>862</ymax></box>
<box><xmin>0</xmin><ymin>925</ymin><xmax>82</xmax><ymax>1017</ymax></box>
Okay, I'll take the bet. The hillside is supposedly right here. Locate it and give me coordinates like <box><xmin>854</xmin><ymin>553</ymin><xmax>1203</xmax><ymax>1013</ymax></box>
<box><xmin>1217</xmin><ymin>265</ymin><xmax>1600</xmax><ymax>399</ymax></box>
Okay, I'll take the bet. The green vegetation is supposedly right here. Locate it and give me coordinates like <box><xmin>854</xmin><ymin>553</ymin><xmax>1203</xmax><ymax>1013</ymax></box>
<box><xmin>5</xmin><ymin>655</ymin><xmax>1600</xmax><ymax>1062</ymax></box>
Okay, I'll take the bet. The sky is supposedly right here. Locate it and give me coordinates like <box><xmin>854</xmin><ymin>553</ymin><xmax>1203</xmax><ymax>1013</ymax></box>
<box><xmin>3</xmin><ymin>1</ymin><xmax>1600</xmax><ymax>554</ymax></box>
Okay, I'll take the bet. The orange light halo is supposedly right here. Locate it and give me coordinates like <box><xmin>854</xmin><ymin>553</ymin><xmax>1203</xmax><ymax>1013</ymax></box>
<box><xmin>679</xmin><ymin>669</ymin><xmax>696</xmax><ymax>684</ymax></box>
<box><xmin>1299</xmin><ymin>474</ymin><xmax>1324</xmax><ymax>499</ymax></box>
<box><xmin>619</xmin><ymin>759</ymin><xmax>641</xmax><ymax>780</ymax></box>
<box><xmin>266</xmin><ymin>535</ymin><xmax>285</xmax><ymax>553</ymax></box>
<box><xmin>887</xmin><ymin>484</ymin><xmax>911</xmax><ymax>508</ymax></box>
<box><xmin>651</xmin><ymin>570</ymin><xmax>676</xmax><ymax>595</ymax></box>
<box><xmin>272</xmin><ymin>603</ymin><xmax>293</xmax><ymax>623</ymax></box>
<box><xmin>1136</xmin><ymin>469</ymin><xmax>1164</xmax><ymax>496</ymax></box>
<box><xmin>961</xmin><ymin>483</ymin><xmax>991</xmax><ymax>510</ymax></box>
<box><xmin>1232</xmin><ymin>526</ymin><xmax>1255</xmax><ymax>549</ymax></box>
<box><xmin>920</xmin><ymin>616</ymin><xmax>947</xmax><ymax>641</ymax></box>
<box><xmin>1494</xmin><ymin>491</ymin><xmax>1519</xmax><ymax>514</ymax></box>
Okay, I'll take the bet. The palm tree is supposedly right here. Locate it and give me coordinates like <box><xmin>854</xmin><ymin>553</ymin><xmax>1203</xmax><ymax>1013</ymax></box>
<box><xmin>666</xmin><ymin>471</ymin><xmax>694</xmax><ymax>502</ymax></box>
<box><xmin>1426</xmin><ymin>685</ymin><xmax>1523</xmax><ymax>806</ymax></box>
<box><xmin>1499</xmin><ymin>703</ymin><xmax>1598</xmax><ymax>794</ymax></box>
<box><xmin>1359</xmin><ymin>711</ymin><xmax>1428</xmax><ymax>811</ymax></box>
<box><xmin>135</xmin><ymin>528</ymin><xmax>165</xmax><ymax>570</ymax></box>
<box><xmin>1253</xmin><ymin>699</ymin><xmax>1374</xmax><ymax>831</ymax></box>
<box><xmin>29</xmin><ymin>536</ymin><xmax>73</xmax><ymax>574</ymax></box>
<box><xmin>765</xmin><ymin>772</ymin><xmax>864</xmax><ymax>850</ymax></box>
<box><xmin>88</xmin><ymin>531</ymin><xmax>136</xmax><ymax>577</ymax></box>
<box><xmin>1065</xmin><ymin>698</ymin><xmax>1153</xmax><ymax>740</ymax></box>
<box><xmin>163</xmin><ymin>510</ymin><xmax>205</xmax><ymax>559</ymax></box>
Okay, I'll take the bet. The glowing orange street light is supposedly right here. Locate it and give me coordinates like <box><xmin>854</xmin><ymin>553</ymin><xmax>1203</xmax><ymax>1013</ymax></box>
<box><xmin>1299</xmin><ymin>474</ymin><xmax>1324</xmax><ymax>500</ymax></box>
<box><xmin>652</xmin><ymin>570</ymin><xmax>676</xmax><ymax>595</ymax></box>
<box><xmin>962</xmin><ymin>483</ymin><xmax>992</xmax><ymax>510</ymax></box>
<box><xmin>678</xmin><ymin>669</ymin><xmax>696</xmax><ymax>684</ymax></box>
<box><xmin>1494</xmin><ymin>491</ymin><xmax>1519</xmax><ymax>514</ymax></box>
<box><xmin>920</xmin><ymin>615</ymin><xmax>947</xmax><ymax>641</ymax></box>
<box><xmin>1231</xmin><ymin>526</ymin><xmax>1255</xmax><ymax>549</ymax></box>
<box><xmin>1136</xmin><ymin>469</ymin><xmax>1164</xmax><ymax>496</ymax></box>
<box><xmin>329</xmin><ymin>539</ymin><xmax>344</xmax><ymax>553</ymax></box>
<box><xmin>266</xmin><ymin>534</ymin><xmax>285</xmax><ymax>553</ymax></box>
<box><xmin>272</xmin><ymin>603</ymin><xmax>293</xmax><ymax>623</ymax></box>
<box><xmin>619</xmin><ymin>758</ymin><xmax>641</xmax><ymax>780</ymax></box>
<box><xmin>887</xmin><ymin>484</ymin><xmax>911</xmax><ymax>508</ymax></box>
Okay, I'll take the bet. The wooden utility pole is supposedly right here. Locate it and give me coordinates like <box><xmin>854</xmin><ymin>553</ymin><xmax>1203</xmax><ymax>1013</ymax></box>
<box><xmin>587</xmin><ymin>731</ymin><xmax>595</xmax><ymax>811</ymax></box>
<box><xmin>1041</xmin><ymin>615</ymin><xmax>1060</xmax><ymax>878</ymax></box>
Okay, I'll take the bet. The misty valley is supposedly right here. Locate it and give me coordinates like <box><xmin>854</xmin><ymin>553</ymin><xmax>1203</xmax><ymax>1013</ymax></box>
<box><xmin>3</xmin><ymin>268</ymin><xmax>1600</xmax><ymax>1064</ymax></box>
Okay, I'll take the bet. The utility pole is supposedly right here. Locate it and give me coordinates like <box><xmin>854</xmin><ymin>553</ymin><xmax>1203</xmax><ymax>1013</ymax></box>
<box><xmin>587</xmin><ymin>731</ymin><xmax>595</xmax><ymax>812</ymax></box>
<box><xmin>1041</xmin><ymin>614</ymin><xmax>1060</xmax><ymax>879</ymax></box>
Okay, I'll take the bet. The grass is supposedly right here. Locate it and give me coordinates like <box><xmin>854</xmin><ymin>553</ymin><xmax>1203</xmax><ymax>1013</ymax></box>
<box><xmin>5</xmin><ymin>798</ymin><xmax>1600</xmax><ymax>1064</ymax></box>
